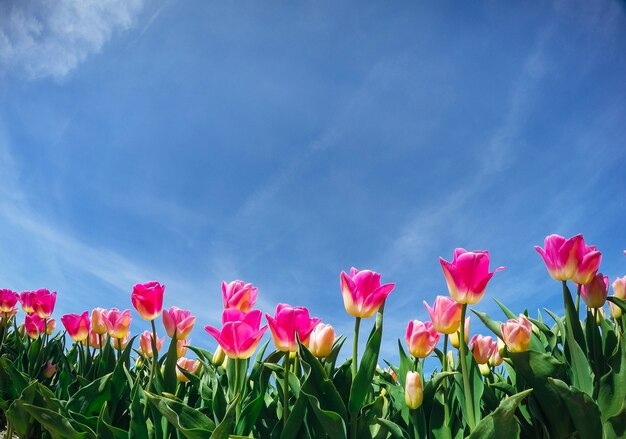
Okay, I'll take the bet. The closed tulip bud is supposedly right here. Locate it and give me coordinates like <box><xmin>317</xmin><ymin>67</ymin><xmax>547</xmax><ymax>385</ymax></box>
<box><xmin>91</xmin><ymin>308</ymin><xmax>108</xmax><ymax>335</ymax></box>
<box><xmin>404</xmin><ymin>371</ymin><xmax>423</xmax><ymax>410</ymax></box>
<box><xmin>43</xmin><ymin>362</ymin><xmax>56</xmax><ymax>379</ymax></box>
<box><xmin>469</xmin><ymin>335</ymin><xmax>495</xmax><ymax>365</ymax></box>
<box><xmin>489</xmin><ymin>344</ymin><xmax>503</xmax><ymax>367</ymax></box>
<box><xmin>479</xmin><ymin>363</ymin><xmax>491</xmax><ymax>376</ymax></box>
<box><xmin>176</xmin><ymin>357</ymin><xmax>200</xmax><ymax>382</ymax></box>
<box><xmin>0</xmin><ymin>289</ymin><xmax>18</xmax><ymax>313</ymax></box>
<box><xmin>388</xmin><ymin>368</ymin><xmax>398</xmax><ymax>383</ymax></box>
<box><xmin>501</xmin><ymin>315</ymin><xmax>532</xmax><ymax>353</ymax></box>
<box><xmin>162</xmin><ymin>307</ymin><xmax>196</xmax><ymax>340</ymax></box>
<box><xmin>450</xmin><ymin>317</ymin><xmax>470</xmax><ymax>349</ymax></box>
<box><xmin>104</xmin><ymin>308</ymin><xmax>132</xmax><ymax>339</ymax></box>
<box><xmin>31</xmin><ymin>289</ymin><xmax>57</xmax><ymax>319</ymax></box>
<box><xmin>440</xmin><ymin>249</ymin><xmax>504</xmax><ymax>304</ymax></box>
<box><xmin>177</xmin><ymin>339</ymin><xmax>190</xmax><ymax>358</ymax></box>
<box><xmin>61</xmin><ymin>311</ymin><xmax>90</xmax><ymax>342</ymax></box>
<box><xmin>446</xmin><ymin>350</ymin><xmax>455</xmax><ymax>370</ymax></box>
<box><xmin>265</xmin><ymin>304</ymin><xmax>321</xmax><ymax>352</ymax></box>
<box><xmin>308</xmin><ymin>323</ymin><xmax>335</xmax><ymax>358</ymax></box>
<box><xmin>140</xmin><ymin>330</ymin><xmax>164</xmax><ymax>358</ymax></box>
<box><xmin>581</xmin><ymin>273</ymin><xmax>609</xmax><ymax>309</ymax></box>
<box><xmin>595</xmin><ymin>307</ymin><xmax>606</xmax><ymax>325</ymax></box>
<box><xmin>46</xmin><ymin>318</ymin><xmax>56</xmax><ymax>335</ymax></box>
<box><xmin>131</xmin><ymin>281</ymin><xmax>165</xmax><ymax>321</ymax></box>
<box><xmin>212</xmin><ymin>346</ymin><xmax>226</xmax><ymax>366</ymax></box>
<box><xmin>423</xmin><ymin>296</ymin><xmax>462</xmax><ymax>334</ymax></box>
<box><xmin>609</xmin><ymin>276</ymin><xmax>626</xmax><ymax>319</ymax></box>
<box><xmin>340</xmin><ymin>268</ymin><xmax>395</xmax><ymax>318</ymax></box>
<box><xmin>406</xmin><ymin>320</ymin><xmax>440</xmax><ymax>359</ymax></box>
<box><xmin>89</xmin><ymin>329</ymin><xmax>103</xmax><ymax>348</ymax></box>
<box><xmin>222</xmin><ymin>280</ymin><xmax>258</xmax><ymax>312</ymax></box>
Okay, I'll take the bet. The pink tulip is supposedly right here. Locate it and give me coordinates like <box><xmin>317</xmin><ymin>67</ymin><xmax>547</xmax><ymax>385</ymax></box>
<box><xmin>572</xmin><ymin>240</ymin><xmax>602</xmax><ymax>285</ymax></box>
<box><xmin>308</xmin><ymin>323</ymin><xmax>335</xmax><ymax>358</ymax></box>
<box><xmin>46</xmin><ymin>318</ymin><xmax>56</xmax><ymax>335</ymax></box>
<box><xmin>91</xmin><ymin>308</ymin><xmax>108</xmax><ymax>335</ymax></box>
<box><xmin>581</xmin><ymin>273</ymin><xmax>609</xmax><ymax>309</ymax></box>
<box><xmin>450</xmin><ymin>317</ymin><xmax>470</xmax><ymax>349</ymax></box>
<box><xmin>535</xmin><ymin>234</ymin><xmax>583</xmax><ymax>281</ymax></box>
<box><xmin>88</xmin><ymin>329</ymin><xmax>104</xmax><ymax>348</ymax></box>
<box><xmin>131</xmin><ymin>281</ymin><xmax>165</xmax><ymax>321</ymax></box>
<box><xmin>104</xmin><ymin>308</ymin><xmax>132</xmax><ymax>339</ymax></box>
<box><xmin>440</xmin><ymin>249</ymin><xmax>504</xmax><ymax>304</ymax></box>
<box><xmin>489</xmin><ymin>344</ymin><xmax>503</xmax><ymax>367</ymax></box>
<box><xmin>177</xmin><ymin>339</ymin><xmax>190</xmax><ymax>358</ymax></box>
<box><xmin>266</xmin><ymin>304</ymin><xmax>321</xmax><ymax>352</ymax></box>
<box><xmin>176</xmin><ymin>357</ymin><xmax>200</xmax><ymax>382</ymax></box>
<box><xmin>61</xmin><ymin>311</ymin><xmax>90</xmax><ymax>342</ymax></box>
<box><xmin>0</xmin><ymin>307</ymin><xmax>18</xmax><ymax>320</ymax></box>
<box><xmin>112</xmin><ymin>332</ymin><xmax>130</xmax><ymax>350</ymax></box>
<box><xmin>18</xmin><ymin>291</ymin><xmax>36</xmax><ymax>314</ymax></box>
<box><xmin>140</xmin><ymin>330</ymin><xmax>164</xmax><ymax>358</ymax></box>
<box><xmin>423</xmin><ymin>296</ymin><xmax>462</xmax><ymax>334</ymax></box>
<box><xmin>0</xmin><ymin>289</ymin><xmax>18</xmax><ymax>313</ymax></box>
<box><xmin>469</xmin><ymin>335</ymin><xmax>495</xmax><ymax>364</ymax></box>
<box><xmin>405</xmin><ymin>371</ymin><xmax>423</xmax><ymax>410</ymax></box>
<box><xmin>406</xmin><ymin>320</ymin><xmax>440</xmax><ymax>358</ymax></box>
<box><xmin>500</xmin><ymin>315</ymin><xmax>532</xmax><ymax>353</ymax></box>
<box><xmin>340</xmin><ymin>268</ymin><xmax>395</xmax><ymax>318</ymax></box>
<box><xmin>162</xmin><ymin>307</ymin><xmax>196</xmax><ymax>340</ymax></box>
<box><xmin>222</xmin><ymin>280</ymin><xmax>258</xmax><ymax>312</ymax></box>
<box><xmin>205</xmin><ymin>309</ymin><xmax>268</xmax><ymax>359</ymax></box>
<box><xmin>31</xmin><ymin>289</ymin><xmax>57</xmax><ymax>319</ymax></box>
<box><xmin>609</xmin><ymin>276</ymin><xmax>626</xmax><ymax>319</ymax></box>
<box><xmin>24</xmin><ymin>313</ymin><xmax>45</xmax><ymax>339</ymax></box>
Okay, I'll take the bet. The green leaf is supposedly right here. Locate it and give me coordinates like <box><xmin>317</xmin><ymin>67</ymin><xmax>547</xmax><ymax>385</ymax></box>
<box><xmin>471</xmin><ymin>309</ymin><xmax>503</xmax><ymax>339</ymax></box>
<box><xmin>97</xmin><ymin>403</ymin><xmax>128</xmax><ymax>439</ymax></box>
<box><xmin>146</xmin><ymin>391</ymin><xmax>216</xmax><ymax>438</ymax></box>
<box><xmin>376</xmin><ymin>418</ymin><xmax>409</xmax><ymax>438</ymax></box>
<box><xmin>20</xmin><ymin>402</ymin><xmax>96</xmax><ymax>439</ymax></box>
<box><xmin>67</xmin><ymin>372</ymin><xmax>113</xmax><ymax>417</ymax></box>
<box><xmin>468</xmin><ymin>389</ymin><xmax>532</xmax><ymax>439</ymax></box>
<box><xmin>598</xmin><ymin>334</ymin><xmax>626</xmax><ymax>421</ymax></box>
<box><xmin>544</xmin><ymin>308</ymin><xmax>565</xmax><ymax>347</ymax></box>
<box><xmin>348</xmin><ymin>319</ymin><xmax>383</xmax><ymax>414</ymax></box>
<box><xmin>493</xmin><ymin>298</ymin><xmax>517</xmax><ymax>320</ymax></box>
<box><xmin>210</xmin><ymin>392</ymin><xmax>239</xmax><ymax>439</ymax></box>
<box><xmin>163</xmin><ymin>331</ymin><xmax>179</xmax><ymax>394</ymax></box>
<box><xmin>546</xmin><ymin>378</ymin><xmax>602</xmax><ymax>439</ymax></box>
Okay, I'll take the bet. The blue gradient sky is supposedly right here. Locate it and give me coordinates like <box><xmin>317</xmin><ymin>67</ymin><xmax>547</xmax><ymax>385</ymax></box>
<box><xmin>1</xmin><ymin>0</ymin><xmax>625</xmax><ymax>361</ymax></box>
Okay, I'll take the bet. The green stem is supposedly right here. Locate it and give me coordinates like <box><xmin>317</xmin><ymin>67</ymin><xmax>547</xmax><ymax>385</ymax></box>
<box><xmin>236</xmin><ymin>358</ymin><xmax>242</xmax><ymax>426</ymax></box>
<box><xmin>575</xmin><ymin>283</ymin><xmax>582</xmax><ymax>315</ymax></box>
<box><xmin>147</xmin><ymin>320</ymin><xmax>158</xmax><ymax>392</ymax></box>
<box><xmin>411</xmin><ymin>409</ymin><xmax>422</xmax><ymax>439</ymax></box>
<box><xmin>0</xmin><ymin>319</ymin><xmax>7</xmax><ymax>354</ymax></box>
<box><xmin>442</xmin><ymin>334</ymin><xmax>450</xmax><ymax>433</ymax></box>
<box><xmin>352</xmin><ymin>317</ymin><xmax>361</xmax><ymax>378</ymax></box>
<box><xmin>459</xmin><ymin>304</ymin><xmax>476</xmax><ymax>430</ymax></box>
<box><xmin>283</xmin><ymin>353</ymin><xmax>290</xmax><ymax>429</ymax></box>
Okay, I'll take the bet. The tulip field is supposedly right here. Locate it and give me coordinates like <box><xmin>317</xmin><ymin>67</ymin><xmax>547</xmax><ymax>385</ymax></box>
<box><xmin>1</xmin><ymin>234</ymin><xmax>625</xmax><ymax>439</ymax></box>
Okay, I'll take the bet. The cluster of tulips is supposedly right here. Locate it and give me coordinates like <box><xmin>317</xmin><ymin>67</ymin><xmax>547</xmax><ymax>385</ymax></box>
<box><xmin>0</xmin><ymin>233</ymin><xmax>625</xmax><ymax>439</ymax></box>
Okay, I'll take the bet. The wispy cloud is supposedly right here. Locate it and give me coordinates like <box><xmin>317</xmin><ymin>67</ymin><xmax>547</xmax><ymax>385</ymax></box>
<box><xmin>0</xmin><ymin>0</ymin><xmax>144</xmax><ymax>80</ymax></box>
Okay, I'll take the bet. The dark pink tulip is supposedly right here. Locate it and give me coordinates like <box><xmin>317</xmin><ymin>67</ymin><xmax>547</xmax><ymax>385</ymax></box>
<box><xmin>104</xmin><ymin>308</ymin><xmax>132</xmax><ymax>339</ymax></box>
<box><xmin>61</xmin><ymin>311</ymin><xmax>90</xmax><ymax>342</ymax></box>
<box><xmin>423</xmin><ymin>296</ymin><xmax>462</xmax><ymax>334</ymax></box>
<box><xmin>581</xmin><ymin>273</ymin><xmax>609</xmax><ymax>309</ymax></box>
<box><xmin>132</xmin><ymin>281</ymin><xmax>165</xmax><ymax>321</ymax></box>
<box><xmin>266</xmin><ymin>304</ymin><xmax>321</xmax><ymax>352</ymax></box>
<box><xmin>406</xmin><ymin>320</ymin><xmax>440</xmax><ymax>358</ymax></box>
<box><xmin>162</xmin><ymin>307</ymin><xmax>196</xmax><ymax>340</ymax></box>
<box><xmin>24</xmin><ymin>313</ymin><xmax>45</xmax><ymax>339</ymax></box>
<box><xmin>572</xmin><ymin>240</ymin><xmax>602</xmax><ymax>285</ymax></box>
<box><xmin>222</xmin><ymin>280</ymin><xmax>258</xmax><ymax>312</ymax></box>
<box><xmin>340</xmin><ymin>268</ymin><xmax>395</xmax><ymax>318</ymax></box>
<box><xmin>440</xmin><ymin>249</ymin><xmax>504</xmax><ymax>304</ymax></box>
<box><xmin>205</xmin><ymin>309</ymin><xmax>268</xmax><ymax>359</ymax></box>
<box><xmin>469</xmin><ymin>335</ymin><xmax>496</xmax><ymax>365</ymax></box>
<box><xmin>19</xmin><ymin>291</ymin><xmax>36</xmax><ymax>314</ymax></box>
<box><xmin>500</xmin><ymin>315</ymin><xmax>532</xmax><ymax>353</ymax></box>
<box><xmin>31</xmin><ymin>289</ymin><xmax>57</xmax><ymax>319</ymax></box>
<box><xmin>0</xmin><ymin>289</ymin><xmax>18</xmax><ymax>313</ymax></box>
<box><xmin>535</xmin><ymin>234</ymin><xmax>583</xmax><ymax>281</ymax></box>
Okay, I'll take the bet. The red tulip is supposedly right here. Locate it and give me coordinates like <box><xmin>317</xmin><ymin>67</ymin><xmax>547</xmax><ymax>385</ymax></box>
<box><xmin>406</xmin><ymin>320</ymin><xmax>440</xmax><ymax>358</ymax></box>
<box><xmin>266</xmin><ymin>304</ymin><xmax>321</xmax><ymax>352</ymax></box>
<box><xmin>162</xmin><ymin>307</ymin><xmax>196</xmax><ymax>340</ymax></box>
<box><xmin>205</xmin><ymin>309</ymin><xmax>268</xmax><ymax>359</ymax></box>
<box><xmin>222</xmin><ymin>280</ymin><xmax>258</xmax><ymax>312</ymax></box>
<box><xmin>440</xmin><ymin>249</ymin><xmax>504</xmax><ymax>304</ymax></box>
<box><xmin>61</xmin><ymin>311</ymin><xmax>90</xmax><ymax>342</ymax></box>
<box><xmin>340</xmin><ymin>268</ymin><xmax>395</xmax><ymax>318</ymax></box>
<box><xmin>423</xmin><ymin>295</ymin><xmax>462</xmax><ymax>334</ymax></box>
<box><xmin>131</xmin><ymin>281</ymin><xmax>165</xmax><ymax>321</ymax></box>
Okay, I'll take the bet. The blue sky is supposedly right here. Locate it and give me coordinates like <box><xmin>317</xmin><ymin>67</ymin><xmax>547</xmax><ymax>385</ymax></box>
<box><xmin>0</xmin><ymin>0</ymin><xmax>625</xmax><ymax>361</ymax></box>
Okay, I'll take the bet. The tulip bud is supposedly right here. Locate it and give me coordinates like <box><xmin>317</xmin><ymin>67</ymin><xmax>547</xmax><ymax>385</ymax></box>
<box><xmin>489</xmin><ymin>343</ymin><xmax>503</xmax><ymax>367</ymax></box>
<box><xmin>609</xmin><ymin>276</ymin><xmax>626</xmax><ymax>319</ymax></box>
<box><xmin>140</xmin><ymin>330</ymin><xmax>164</xmax><ymax>358</ymax></box>
<box><xmin>91</xmin><ymin>308</ymin><xmax>108</xmax><ymax>335</ymax></box>
<box><xmin>501</xmin><ymin>315</ymin><xmax>532</xmax><ymax>353</ymax></box>
<box><xmin>46</xmin><ymin>318</ymin><xmax>56</xmax><ymax>335</ymax></box>
<box><xmin>309</xmin><ymin>323</ymin><xmax>335</xmax><ymax>358</ymax></box>
<box><xmin>581</xmin><ymin>273</ymin><xmax>609</xmax><ymax>309</ymax></box>
<box><xmin>212</xmin><ymin>346</ymin><xmax>226</xmax><ymax>366</ymax></box>
<box><xmin>43</xmin><ymin>362</ymin><xmax>56</xmax><ymax>379</ymax></box>
<box><xmin>177</xmin><ymin>339</ymin><xmax>189</xmax><ymax>358</ymax></box>
<box><xmin>469</xmin><ymin>335</ymin><xmax>495</xmax><ymax>365</ymax></box>
<box><xmin>404</xmin><ymin>371</ymin><xmax>423</xmax><ymax>410</ymax></box>
<box><xmin>478</xmin><ymin>363</ymin><xmax>491</xmax><ymax>376</ymax></box>
<box><xmin>446</xmin><ymin>350</ymin><xmax>455</xmax><ymax>370</ymax></box>
<box><xmin>450</xmin><ymin>317</ymin><xmax>470</xmax><ymax>349</ymax></box>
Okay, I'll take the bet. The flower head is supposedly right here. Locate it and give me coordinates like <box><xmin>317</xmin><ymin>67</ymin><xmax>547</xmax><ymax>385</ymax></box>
<box><xmin>265</xmin><ymin>304</ymin><xmax>321</xmax><ymax>352</ymax></box>
<box><xmin>469</xmin><ymin>335</ymin><xmax>496</xmax><ymax>364</ymax></box>
<box><xmin>340</xmin><ymin>268</ymin><xmax>395</xmax><ymax>318</ymax></box>
<box><xmin>91</xmin><ymin>308</ymin><xmax>108</xmax><ymax>335</ymax></box>
<box><xmin>535</xmin><ymin>234</ymin><xmax>583</xmax><ymax>281</ymax></box>
<box><xmin>205</xmin><ymin>309</ymin><xmax>267</xmax><ymax>359</ymax></box>
<box><xmin>31</xmin><ymin>289</ymin><xmax>56</xmax><ymax>319</ymax></box>
<box><xmin>61</xmin><ymin>311</ymin><xmax>91</xmax><ymax>342</ymax></box>
<box><xmin>176</xmin><ymin>357</ymin><xmax>200</xmax><ymax>382</ymax></box>
<box><xmin>140</xmin><ymin>330</ymin><xmax>164</xmax><ymax>358</ymax></box>
<box><xmin>104</xmin><ymin>308</ymin><xmax>132</xmax><ymax>339</ymax></box>
<box><xmin>24</xmin><ymin>313</ymin><xmax>45</xmax><ymax>339</ymax></box>
<box><xmin>440</xmin><ymin>249</ymin><xmax>504</xmax><ymax>304</ymax></box>
<box><xmin>423</xmin><ymin>295</ymin><xmax>462</xmax><ymax>334</ymax></box>
<box><xmin>500</xmin><ymin>315</ymin><xmax>532</xmax><ymax>353</ymax></box>
<box><xmin>19</xmin><ymin>291</ymin><xmax>36</xmax><ymax>314</ymax></box>
<box><xmin>222</xmin><ymin>280</ymin><xmax>258</xmax><ymax>312</ymax></box>
<box><xmin>572</xmin><ymin>240</ymin><xmax>602</xmax><ymax>285</ymax></box>
<box><xmin>131</xmin><ymin>281</ymin><xmax>165</xmax><ymax>321</ymax></box>
<box><xmin>308</xmin><ymin>323</ymin><xmax>335</xmax><ymax>358</ymax></box>
<box><xmin>162</xmin><ymin>307</ymin><xmax>196</xmax><ymax>340</ymax></box>
<box><xmin>405</xmin><ymin>371</ymin><xmax>423</xmax><ymax>410</ymax></box>
<box><xmin>406</xmin><ymin>320</ymin><xmax>440</xmax><ymax>359</ymax></box>
<box><xmin>609</xmin><ymin>276</ymin><xmax>626</xmax><ymax>319</ymax></box>
<box><xmin>450</xmin><ymin>317</ymin><xmax>470</xmax><ymax>349</ymax></box>
<box><xmin>0</xmin><ymin>289</ymin><xmax>19</xmax><ymax>313</ymax></box>
<box><xmin>581</xmin><ymin>273</ymin><xmax>609</xmax><ymax>309</ymax></box>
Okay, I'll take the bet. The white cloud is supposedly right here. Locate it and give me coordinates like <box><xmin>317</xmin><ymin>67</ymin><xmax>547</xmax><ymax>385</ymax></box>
<box><xmin>0</xmin><ymin>0</ymin><xmax>143</xmax><ymax>80</ymax></box>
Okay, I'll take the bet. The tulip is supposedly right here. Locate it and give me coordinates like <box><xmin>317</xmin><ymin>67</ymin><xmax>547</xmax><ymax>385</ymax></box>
<box><xmin>572</xmin><ymin>241</ymin><xmax>602</xmax><ymax>285</ymax></box>
<box><xmin>388</xmin><ymin>368</ymin><xmax>398</xmax><ymax>383</ymax></box>
<box><xmin>88</xmin><ymin>329</ymin><xmax>103</xmax><ymax>348</ymax></box>
<box><xmin>581</xmin><ymin>273</ymin><xmax>609</xmax><ymax>308</ymax></box>
<box><xmin>469</xmin><ymin>335</ymin><xmax>495</xmax><ymax>364</ymax></box>
<box><xmin>450</xmin><ymin>317</ymin><xmax>470</xmax><ymax>349</ymax></box>
<box><xmin>112</xmin><ymin>332</ymin><xmax>130</xmax><ymax>350</ymax></box>
<box><xmin>140</xmin><ymin>330</ymin><xmax>164</xmax><ymax>358</ymax></box>
<box><xmin>176</xmin><ymin>357</ymin><xmax>200</xmax><ymax>382</ymax></box>
<box><xmin>0</xmin><ymin>306</ymin><xmax>18</xmax><ymax>320</ymax></box>
<box><xmin>104</xmin><ymin>308</ymin><xmax>132</xmax><ymax>339</ymax></box>
<box><xmin>406</xmin><ymin>320</ymin><xmax>440</xmax><ymax>359</ymax></box>
<box><xmin>501</xmin><ymin>315</ymin><xmax>532</xmax><ymax>353</ymax></box>
<box><xmin>43</xmin><ymin>362</ymin><xmax>56</xmax><ymax>379</ymax></box>
<box><xmin>535</xmin><ymin>234</ymin><xmax>583</xmax><ymax>281</ymax></box>
<box><xmin>489</xmin><ymin>343</ymin><xmax>503</xmax><ymax>367</ymax></box>
<box><xmin>91</xmin><ymin>308</ymin><xmax>108</xmax><ymax>335</ymax></box>
<box><xmin>61</xmin><ymin>311</ymin><xmax>90</xmax><ymax>342</ymax></box>
<box><xmin>405</xmin><ymin>371</ymin><xmax>423</xmax><ymax>410</ymax></box>
<box><xmin>222</xmin><ymin>280</ymin><xmax>258</xmax><ymax>312</ymax></box>
<box><xmin>46</xmin><ymin>318</ymin><xmax>56</xmax><ymax>335</ymax></box>
<box><xmin>0</xmin><ymin>289</ymin><xmax>18</xmax><ymax>313</ymax></box>
<box><xmin>266</xmin><ymin>304</ymin><xmax>321</xmax><ymax>352</ymax></box>
<box><xmin>609</xmin><ymin>276</ymin><xmax>626</xmax><ymax>319</ymax></box>
<box><xmin>24</xmin><ymin>313</ymin><xmax>45</xmax><ymax>339</ymax></box>
<box><xmin>308</xmin><ymin>323</ymin><xmax>335</xmax><ymax>358</ymax></box>
<box><xmin>31</xmin><ymin>289</ymin><xmax>56</xmax><ymax>319</ymax></box>
<box><xmin>162</xmin><ymin>307</ymin><xmax>196</xmax><ymax>340</ymax></box>
<box><xmin>132</xmin><ymin>281</ymin><xmax>165</xmax><ymax>321</ymax></box>
<box><xmin>205</xmin><ymin>309</ymin><xmax>268</xmax><ymax>359</ymax></box>
<box><xmin>340</xmin><ymin>268</ymin><xmax>395</xmax><ymax>319</ymax></box>
<box><xmin>440</xmin><ymin>249</ymin><xmax>504</xmax><ymax>304</ymax></box>
<box><xmin>177</xmin><ymin>339</ymin><xmax>190</xmax><ymax>358</ymax></box>
<box><xmin>19</xmin><ymin>291</ymin><xmax>36</xmax><ymax>314</ymax></box>
<box><xmin>212</xmin><ymin>346</ymin><xmax>226</xmax><ymax>366</ymax></box>
<box><xmin>423</xmin><ymin>295</ymin><xmax>462</xmax><ymax>334</ymax></box>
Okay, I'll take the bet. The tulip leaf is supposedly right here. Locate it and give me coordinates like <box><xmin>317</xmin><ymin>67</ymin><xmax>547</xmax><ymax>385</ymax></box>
<box><xmin>163</xmin><ymin>330</ymin><xmax>179</xmax><ymax>394</ymax></box>
<box><xmin>349</xmin><ymin>317</ymin><xmax>383</xmax><ymax>414</ymax></box>
<box><xmin>607</xmin><ymin>296</ymin><xmax>626</xmax><ymax>314</ymax></box>
<box><xmin>604</xmin><ymin>403</ymin><xmax>626</xmax><ymax>439</ymax></box>
<box><xmin>376</xmin><ymin>417</ymin><xmax>410</xmax><ymax>438</ymax></box>
<box><xmin>97</xmin><ymin>402</ymin><xmax>128</xmax><ymax>439</ymax></box>
<box><xmin>493</xmin><ymin>298</ymin><xmax>517</xmax><ymax>320</ymax></box>
<box><xmin>598</xmin><ymin>334</ymin><xmax>626</xmax><ymax>421</ymax></box>
<box><xmin>20</xmin><ymin>402</ymin><xmax>96</xmax><ymax>439</ymax></box>
<box><xmin>67</xmin><ymin>372</ymin><xmax>113</xmax><ymax>417</ymax></box>
<box><xmin>468</xmin><ymin>389</ymin><xmax>532</xmax><ymax>439</ymax></box>
<box><xmin>544</xmin><ymin>308</ymin><xmax>565</xmax><ymax>347</ymax></box>
<box><xmin>546</xmin><ymin>378</ymin><xmax>602</xmax><ymax>439</ymax></box>
<box><xmin>0</xmin><ymin>354</ymin><xmax>29</xmax><ymax>404</ymax></box>
<box><xmin>471</xmin><ymin>309</ymin><xmax>503</xmax><ymax>339</ymax></box>
<box><xmin>146</xmin><ymin>390</ymin><xmax>216</xmax><ymax>438</ymax></box>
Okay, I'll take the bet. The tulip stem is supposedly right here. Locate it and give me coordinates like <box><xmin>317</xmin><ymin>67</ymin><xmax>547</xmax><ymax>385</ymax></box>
<box><xmin>442</xmin><ymin>334</ymin><xmax>450</xmax><ymax>433</ymax></box>
<box><xmin>147</xmin><ymin>319</ymin><xmax>158</xmax><ymax>392</ymax></box>
<box><xmin>235</xmin><ymin>358</ymin><xmax>242</xmax><ymax>426</ymax></box>
<box><xmin>458</xmin><ymin>304</ymin><xmax>476</xmax><ymax>431</ymax></box>
<box><xmin>352</xmin><ymin>317</ymin><xmax>361</xmax><ymax>378</ymax></box>
<box><xmin>411</xmin><ymin>409</ymin><xmax>422</xmax><ymax>439</ymax></box>
<box><xmin>575</xmin><ymin>283</ymin><xmax>582</xmax><ymax>314</ymax></box>
<box><xmin>283</xmin><ymin>353</ymin><xmax>290</xmax><ymax>429</ymax></box>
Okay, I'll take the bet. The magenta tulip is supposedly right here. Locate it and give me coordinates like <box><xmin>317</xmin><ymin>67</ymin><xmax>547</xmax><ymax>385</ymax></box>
<box><xmin>162</xmin><ymin>306</ymin><xmax>196</xmax><ymax>340</ymax></box>
<box><xmin>104</xmin><ymin>308</ymin><xmax>132</xmax><ymax>339</ymax></box>
<box><xmin>423</xmin><ymin>295</ymin><xmax>462</xmax><ymax>334</ymax></box>
<box><xmin>340</xmin><ymin>268</ymin><xmax>395</xmax><ymax>318</ymax></box>
<box><xmin>266</xmin><ymin>304</ymin><xmax>321</xmax><ymax>352</ymax></box>
<box><xmin>0</xmin><ymin>289</ymin><xmax>18</xmax><ymax>313</ymax></box>
<box><xmin>440</xmin><ymin>249</ymin><xmax>504</xmax><ymax>304</ymax></box>
<box><xmin>406</xmin><ymin>320</ymin><xmax>440</xmax><ymax>358</ymax></box>
<box><xmin>24</xmin><ymin>313</ymin><xmax>45</xmax><ymax>339</ymax></box>
<box><xmin>572</xmin><ymin>240</ymin><xmax>602</xmax><ymax>285</ymax></box>
<box><xmin>581</xmin><ymin>273</ymin><xmax>609</xmax><ymax>309</ymax></box>
<box><xmin>18</xmin><ymin>291</ymin><xmax>36</xmax><ymax>314</ymax></box>
<box><xmin>31</xmin><ymin>289</ymin><xmax>56</xmax><ymax>319</ymax></box>
<box><xmin>131</xmin><ymin>281</ymin><xmax>165</xmax><ymax>321</ymax></box>
<box><xmin>500</xmin><ymin>315</ymin><xmax>532</xmax><ymax>353</ymax></box>
<box><xmin>535</xmin><ymin>234</ymin><xmax>583</xmax><ymax>281</ymax></box>
<box><xmin>205</xmin><ymin>309</ymin><xmax>268</xmax><ymax>359</ymax></box>
<box><xmin>222</xmin><ymin>280</ymin><xmax>258</xmax><ymax>312</ymax></box>
<box><xmin>0</xmin><ymin>307</ymin><xmax>18</xmax><ymax>320</ymax></box>
<box><xmin>61</xmin><ymin>311</ymin><xmax>90</xmax><ymax>342</ymax></box>
<box><xmin>46</xmin><ymin>318</ymin><xmax>56</xmax><ymax>335</ymax></box>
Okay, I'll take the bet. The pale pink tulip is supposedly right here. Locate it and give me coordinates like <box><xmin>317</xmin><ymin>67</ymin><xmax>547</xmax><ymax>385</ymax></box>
<box><xmin>176</xmin><ymin>357</ymin><xmax>200</xmax><ymax>382</ymax></box>
<box><xmin>162</xmin><ymin>307</ymin><xmax>196</xmax><ymax>340</ymax></box>
<box><xmin>469</xmin><ymin>335</ymin><xmax>495</xmax><ymax>364</ymax></box>
<box><xmin>500</xmin><ymin>315</ymin><xmax>532</xmax><ymax>353</ymax></box>
<box><xmin>140</xmin><ymin>330</ymin><xmax>164</xmax><ymax>358</ymax></box>
<box><xmin>405</xmin><ymin>371</ymin><xmax>423</xmax><ymax>410</ymax></box>
<box><xmin>309</xmin><ymin>323</ymin><xmax>335</xmax><ymax>358</ymax></box>
<box><xmin>104</xmin><ymin>308</ymin><xmax>132</xmax><ymax>339</ymax></box>
<box><xmin>91</xmin><ymin>308</ymin><xmax>108</xmax><ymax>335</ymax></box>
<box><xmin>609</xmin><ymin>276</ymin><xmax>626</xmax><ymax>319</ymax></box>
